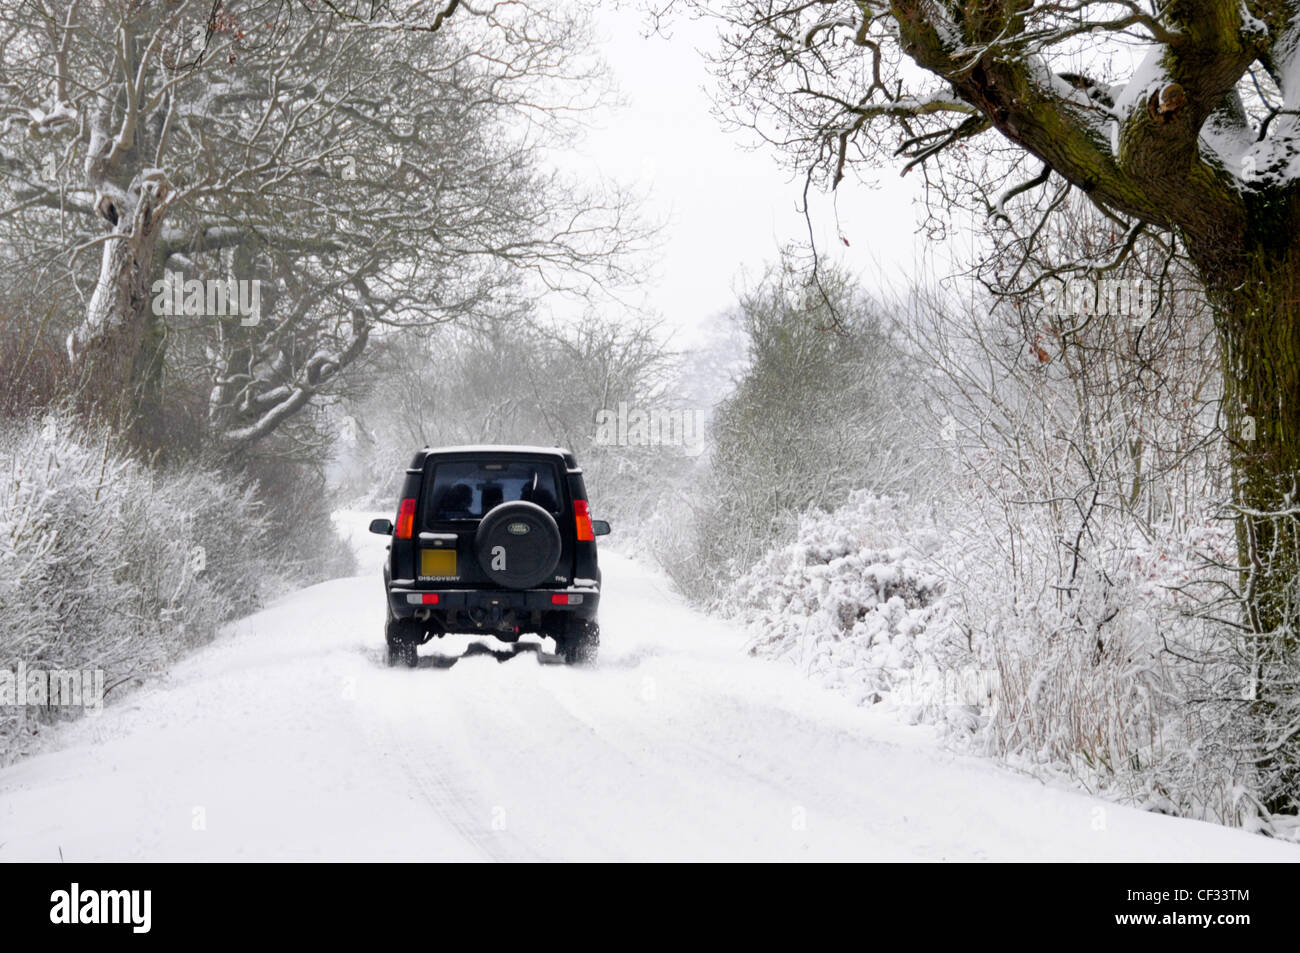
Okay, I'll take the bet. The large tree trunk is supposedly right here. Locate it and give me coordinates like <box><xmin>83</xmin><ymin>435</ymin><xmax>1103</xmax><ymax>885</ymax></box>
<box><xmin>1202</xmin><ymin>241</ymin><xmax>1300</xmax><ymax>814</ymax></box>
<box><xmin>67</xmin><ymin>172</ymin><xmax>171</xmax><ymax>449</ymax></box>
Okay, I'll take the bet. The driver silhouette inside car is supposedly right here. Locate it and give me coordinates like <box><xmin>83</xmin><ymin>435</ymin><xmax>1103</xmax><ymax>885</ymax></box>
<box><xmin>434</xmin><ymin>482</ymin><xmax>475</xmax><ymax>520</ymax></box>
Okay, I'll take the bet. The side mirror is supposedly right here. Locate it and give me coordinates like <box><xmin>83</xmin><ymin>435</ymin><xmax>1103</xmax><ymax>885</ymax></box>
<box><xmin>369</xmin><ymin>518</ymin><xmax>394</xmax><ymax>536</ymax></box>
<box><xmin>591</xmin><ymin>519</ymin><xmax>611</xmax><ymax>537</ymax></box>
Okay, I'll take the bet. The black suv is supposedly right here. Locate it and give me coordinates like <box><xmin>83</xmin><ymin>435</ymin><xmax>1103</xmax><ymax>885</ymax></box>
<box><xmin>369</xmin><ymin>445</ymin><xmax>610</xmax><ymax>667</ymax></box>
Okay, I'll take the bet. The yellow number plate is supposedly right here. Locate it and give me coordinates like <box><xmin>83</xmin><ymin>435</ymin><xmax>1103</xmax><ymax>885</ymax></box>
<box><xmin>420</xmin><ymin>549</ymin><xmax>458</xmax><ymax>579</ymax></box>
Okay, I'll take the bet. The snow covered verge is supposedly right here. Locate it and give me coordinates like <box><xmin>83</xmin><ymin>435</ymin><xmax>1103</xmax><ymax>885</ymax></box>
<box><xmin>725</xmin><ymin>491</ymin><xmax>1294</xmax><ymax>840</ymax></box>
<box><xmin>0</xmin><ymin>415</ymin><xmax>348</xmax><ymax>764</ymax></box>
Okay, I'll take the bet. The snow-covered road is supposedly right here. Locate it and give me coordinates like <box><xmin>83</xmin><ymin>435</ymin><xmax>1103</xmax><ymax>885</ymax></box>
<box><xmin>1</xmin><ymin>516</ymin><xmax>1296</xmax><ymax>862</ymax></box>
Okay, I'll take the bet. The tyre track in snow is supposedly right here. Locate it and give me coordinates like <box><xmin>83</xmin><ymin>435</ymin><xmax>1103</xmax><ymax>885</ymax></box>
<box><xmin>355</xmin><ymin>660</ymin><xmax>544</xmax><ymax>863</ymax></box>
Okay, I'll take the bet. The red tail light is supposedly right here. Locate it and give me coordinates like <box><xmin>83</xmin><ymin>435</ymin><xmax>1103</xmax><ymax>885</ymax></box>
<box><xmin>573</xmin><ymin>499</ymin><xmax>594</xmax><ymax>542</ymax></box>
<box><xmin>395</xmin><ymin>497</ymin><xmax>416</xmax><ymax>539</ymax></box>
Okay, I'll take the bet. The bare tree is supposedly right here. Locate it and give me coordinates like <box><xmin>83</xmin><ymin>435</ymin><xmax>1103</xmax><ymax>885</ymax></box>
<box><xmin>338</xmin><ymin>307</ymin><xmax>679</xmax><ymax>518</ymax></box>
<box><xmin>0</xmin><ymin>0</ymin><xmax>638</xmax><ymax>449</ymax></box>
<box><xmin>666</xmin><ymin>250</ymin><xmax>921</xmax><ymax>595</ymax></box>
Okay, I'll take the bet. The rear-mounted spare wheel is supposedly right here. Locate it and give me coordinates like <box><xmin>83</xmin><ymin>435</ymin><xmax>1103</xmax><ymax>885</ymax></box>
<box><xmin>474</xmin><ymin>500</ymin><xmax>562</xmax><ymax>589</ymax></box>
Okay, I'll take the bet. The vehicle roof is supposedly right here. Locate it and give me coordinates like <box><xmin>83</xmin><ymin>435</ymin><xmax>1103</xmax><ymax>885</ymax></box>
<box><xmin>424</xmin><ymin>444</ymin><xmax>573</xmax><ymax>456</ymax></box>
<box><xmin>410</xmin><ymin>444</ymin><xmax>579</xmax><ymax>470</ymax></box>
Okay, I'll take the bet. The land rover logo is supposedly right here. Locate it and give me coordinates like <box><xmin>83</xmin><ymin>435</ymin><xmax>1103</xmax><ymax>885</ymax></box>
<box><xmin>507</xmin><ymin>521</ymin><xmax>531</xmax><ymax>536</ymax></box>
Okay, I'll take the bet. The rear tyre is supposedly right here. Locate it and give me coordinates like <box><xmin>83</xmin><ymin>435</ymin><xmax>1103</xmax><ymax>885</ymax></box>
<box><xmin>385</xmin><ymin>615</ymin><xmax>422</xmax><ymax>668</ymax></box>
<box><xmin>400</xmin><ymin>641</ymin><xmax>419</xmax><ymax>668</ymax></box>
<box><xmin>562</xmin><ymin>620</ymin><xmax>599</xmax><ymax>666</ymax></box>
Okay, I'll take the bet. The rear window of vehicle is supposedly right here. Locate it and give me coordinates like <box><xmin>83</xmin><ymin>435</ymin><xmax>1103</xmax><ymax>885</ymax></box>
<box><xmin>421</xmin><ymin>459</ymin><xmax>564</xmax><ymax>524</ymax></box>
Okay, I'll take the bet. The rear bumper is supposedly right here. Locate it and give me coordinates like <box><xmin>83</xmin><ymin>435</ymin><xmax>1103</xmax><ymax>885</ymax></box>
<box><xmin>387</xmin><ymin>585</ymin><xmax>599</xmax><ymax>620</ymax></box>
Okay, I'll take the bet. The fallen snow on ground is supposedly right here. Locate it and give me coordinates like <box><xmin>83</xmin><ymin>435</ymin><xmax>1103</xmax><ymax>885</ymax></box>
<box><xmin>0</xmin><ymin>512</ymin><xmax>1295</xmax><ymax>861</ymax></box>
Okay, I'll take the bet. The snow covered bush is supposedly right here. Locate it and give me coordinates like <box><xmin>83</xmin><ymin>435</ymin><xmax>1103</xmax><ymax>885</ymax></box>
<box><xmin>887</xmin><ymin>250</ymin><xmax>1278</xmax><ymax>829</ymax></box>
<box><xmin>728</xmin><ymin>492</ymin><xmax>981</xmax><ymax>730</ymax></box>
<box><xmin>0</xmin><ymin>414</ymin><xmax>291</xmax><ymax>762</ymax></box>
<box><xmin>952</xmin><ymin>500</ymin><xmax>1261</xmax><ymax>827</ymax></box>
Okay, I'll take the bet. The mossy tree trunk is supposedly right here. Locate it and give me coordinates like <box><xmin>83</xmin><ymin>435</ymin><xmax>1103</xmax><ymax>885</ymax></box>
<box><xmin>1208</xmin><ymin>244</ymin><xmax>1300</xmax><ymax>813</ymax></box>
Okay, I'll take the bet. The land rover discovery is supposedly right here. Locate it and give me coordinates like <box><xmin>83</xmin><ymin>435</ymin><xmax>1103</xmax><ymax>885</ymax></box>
<box><xmin>369</xmin><ymin>445</ymin><xmax>610</xmax><ymax>667</ymax></box>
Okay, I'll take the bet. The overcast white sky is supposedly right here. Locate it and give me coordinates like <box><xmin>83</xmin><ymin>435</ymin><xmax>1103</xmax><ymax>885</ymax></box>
<box><xmin>555</xmin><ymin>5</ymin><xmax>946</xmax><ymax>344</ymax></box>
